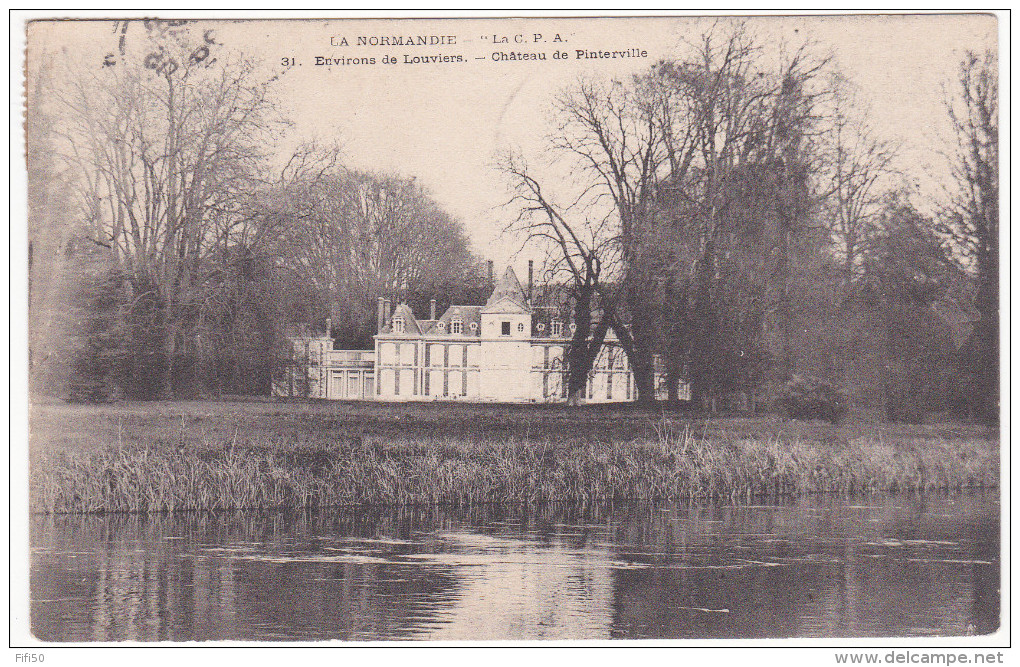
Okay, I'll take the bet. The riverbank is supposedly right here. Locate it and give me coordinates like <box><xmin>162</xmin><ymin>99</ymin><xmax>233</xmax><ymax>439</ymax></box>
<box><xmin>29</xmin><ymin>400</ymin><xmax>999</xmax><ymax>514</ymax></box>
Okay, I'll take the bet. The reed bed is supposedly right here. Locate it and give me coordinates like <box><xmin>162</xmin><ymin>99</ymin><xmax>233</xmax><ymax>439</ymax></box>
<box><xmin>30</xmin><ymin>418</ymin><xmax>999</xmax><ymax>514</ymax></box>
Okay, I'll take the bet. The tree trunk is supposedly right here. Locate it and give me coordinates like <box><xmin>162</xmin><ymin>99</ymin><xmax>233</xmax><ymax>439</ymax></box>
<box><xmin>975</xmin><ymin>244</ymin><xmax>999</xmax><ymax>421</ymax></box>
<box><xmin>612</xmin><ymin>314</ymin><xmax>656</xmax><ymax>405</ymax></box>
<box><xmin>566</xmin><ymin>284</ymin><xmax>613</xmax><ymax>405</ymax></box>
<box><xmin>689</xmin><ymin>246</ymin><xmax>717</xmax><ymax>409</ymax></box>
<box><xmin>155</xmin><ymin>322</ymin><xmax>178</xmax><ymax>400</ymax></box>
<box><xmin>566</xmin><ymin>286</ymin><xmax>594</xmax><ymax>402</ymax></box>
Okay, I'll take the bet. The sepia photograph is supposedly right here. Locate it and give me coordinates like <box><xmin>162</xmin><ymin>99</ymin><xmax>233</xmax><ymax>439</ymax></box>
<box><xmin>13</xmin><ymin>11</ymin><xmax>1004</xmax><ymax>654</ymax></box>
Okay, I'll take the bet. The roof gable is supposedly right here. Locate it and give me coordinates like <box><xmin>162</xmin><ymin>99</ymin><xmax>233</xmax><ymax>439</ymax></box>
<box><xmin>481</xmin><ymin>296</ymin><xmax>531</xmax><ymax>314</ymax></box>
<box><xmin>484</xmin><ymin>266</ymin><xmax>529</xmax><ymax>312</ymax></box>
<box><xmin>388</xmin><ymin>303</ymin><xmax>422</xmax><ymax>335</ymax></box>
<box><xmin>430</xmin><ymin>305</ymin><xmax>482</xmax><ymax>336</ymax></box>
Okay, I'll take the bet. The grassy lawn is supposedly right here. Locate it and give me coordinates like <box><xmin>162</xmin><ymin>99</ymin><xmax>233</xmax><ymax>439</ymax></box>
<box><xmin>28</xmin><ymin>397</ymin><xmax>1000</xmax><ymax>514</ymax></box>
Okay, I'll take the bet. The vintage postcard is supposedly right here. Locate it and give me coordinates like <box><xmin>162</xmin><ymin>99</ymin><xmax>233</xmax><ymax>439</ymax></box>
<box><xmin>14</xmin><ymin>11</ymin><xmax>1003</xmax><ymax>658</ymax></box>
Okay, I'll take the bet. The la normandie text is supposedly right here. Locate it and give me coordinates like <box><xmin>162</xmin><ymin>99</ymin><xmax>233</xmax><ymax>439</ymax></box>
<box><xmin>330</xmin><ymin>35</ymin><xmax>457</xmax><ymax>47</ymax></box>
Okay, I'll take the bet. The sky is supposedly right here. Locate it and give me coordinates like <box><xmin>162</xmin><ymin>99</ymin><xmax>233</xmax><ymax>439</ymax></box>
<box><xmin>25</xmin><ymin>13</ymin><xmax>999</xmax><ymax>273</ymax></box>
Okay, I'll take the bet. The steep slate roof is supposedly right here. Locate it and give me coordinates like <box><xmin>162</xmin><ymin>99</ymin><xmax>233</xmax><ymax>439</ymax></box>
<box><xmin>427</xmin><ymin>305</ymin><xmax>483</xmax><ymax>336</ymax></box>
<box><xmin>530</xmin><ymin>306</ymin><xmax>568</xmax><ymax>338</ymax></box>
<box><xmin>483</xmin><ymin>266</ymin><xmax>530</xmax><ymax>313</ymax></box>
<box><xmin>387</xmin><ymin>303</ymin><xmax>423</xmax><ymax>335</ymax></box>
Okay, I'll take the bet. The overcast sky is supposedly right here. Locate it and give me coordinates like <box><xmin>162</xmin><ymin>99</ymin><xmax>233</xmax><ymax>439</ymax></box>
<box><xmin>27</xmin><ymin>14</ymin><xmax>998</xmax><ymax>273</ymax></box>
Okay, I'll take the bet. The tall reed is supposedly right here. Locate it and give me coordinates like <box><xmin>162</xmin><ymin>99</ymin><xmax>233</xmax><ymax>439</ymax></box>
<box><xmin>30</xmin><ymin>421</ymin><xmax>998</xmax><ymax>514</ymax></box>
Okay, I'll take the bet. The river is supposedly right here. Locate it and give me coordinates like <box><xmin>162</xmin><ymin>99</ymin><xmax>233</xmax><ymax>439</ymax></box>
<box><xmin>30</xmin><ymin>492</ymin><xmax>999</xmax><ymax>641</ymax></box>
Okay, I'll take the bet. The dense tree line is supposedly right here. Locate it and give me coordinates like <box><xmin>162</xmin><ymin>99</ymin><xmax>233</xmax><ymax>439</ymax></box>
<box><xmin>28</xmin><ymin>23</ymin><xmax>479</xmax><ymax>400</ymax></box>
<box><xmin>28</xmin><ymin>22</ymin><xmax>996</xmax><ymax>421</ymax></box>
<box><xmin>505</xmin><ymin>27</ymin><xmax>997</xmax><ymax>422</ymax></box>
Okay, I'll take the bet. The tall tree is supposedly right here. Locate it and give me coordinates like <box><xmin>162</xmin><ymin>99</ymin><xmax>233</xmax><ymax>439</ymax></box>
<box><xmin>941</xmin><ymin>50</ymin><xmax>999</xmax><ymax>421</ymax></box>
<box><xmin>55</xmin><ymin>23</ymin><xmax>281</xmax><ymax>398</ymax></box>
<box><xmin>821</xmin><ymin>74</ymin><xmax>897</xmax><ymax>292</ymax></box>
<box><xmin>549</xmin><ymin>76</ymin><xmax>669</xmax><ymax>404</ymax></box>
<box><xmin>27</xmin><ymin>58</ymin><xmax>81</xmax><ymax>397</ymax></box>
<box><xmin>501</xmin><ymin>152</ymin><xmax>618</xmax><ymax>403</ymax></box>
<box><xmin>267</xmin><ymin>169</ymin><xmax>478</xmax><ymax>348</ymax></box>
<box><xmin>646</xmin><ymin>28</ymin><xmax>829</xmax><ymax>409</ymax></box>
<box><xmin>862</xmin><ymin>194</ymin><xmax>957</xmax><ymax>422</ymax></box>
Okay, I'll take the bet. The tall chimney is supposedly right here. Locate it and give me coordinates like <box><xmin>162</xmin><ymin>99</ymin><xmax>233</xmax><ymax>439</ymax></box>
<box><xmin>487</xmin><ymin>260</ymin><xmax>494</xmax><ymax>286</ymax></box>
<box><xmin>377</xmin><ymin>297</ymin><xmax>385</xmax><ymax>333</ymax></box>
<box><xmin>430</xmin><ymin>298</ymin><xmax>437</xmax><ymax>321</ymax></box>
<box><xmin>325</xmin><ymin>317</ymin><xmax>332</xmax><ymax>340</ymax></box>
<box><xmin>383</xmin><ymin>298</ymin><xmax>392</xmax><ymax>328</ymax></box>
<box><xmin>527</xmin><ymin>260</ymin><xmax>534</xmax><ymax>304</ymax></box>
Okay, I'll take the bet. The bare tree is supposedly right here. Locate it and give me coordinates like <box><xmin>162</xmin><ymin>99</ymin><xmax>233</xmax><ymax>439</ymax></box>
<box><xmin>27</xmin><ymin>58</ymin><xmax>81</xmax><ymax>396</ymax></box>
<box><xmin>55</xmin><ymin>25</ymin><xmax>281</xmax><ymax>398</ymax></box>
<box><xmin>550</xmin><ymin>76</ymin><xmax>668</xmax><ymax>404</ymax></box>
<box><xmin>647</xmin><ymin>28</ymin><xmax>830</xmax><ymax>408</ymax></box>
<box><xmin>500</xmin><ymin>151</ymin><xmax>619</xmax><ymax>404</ymax></box>
<box><xmin>940</xmin><ymin>50</ymin><xmax>999</xmax><ymax>420</ymax></box>
<box><xmin>820</xmin><ymin>74</ymin><xmax>897</xmax><ymax>291</ymax></box>
<box><xmin>267</xmin><ymin>168</ymin><xmax>477</xmax><ymax>347</ymax></box>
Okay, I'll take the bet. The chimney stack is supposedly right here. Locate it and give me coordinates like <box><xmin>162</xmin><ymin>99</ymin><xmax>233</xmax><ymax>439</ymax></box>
<box><xmin>325</xmin><ymin>317</ymin><xmax>332</xmax><ymax>340</ymax></box>
<box><xmin>383</xmin><ymin>298</ymin><xmax>392</xmax><ymax>329</ymax></box>
<box><xmin>487</xmin><ymin>260</ymin><xmax>494</xmax><ymax>286</ymax></box>
<box><xmin>527</xmin><ymin>260</ymin><xmax>534</xmax><ymax>304</ymax></box>
<box><xmin>430</xmin><ymin>298</ymin><xmax>437</xmax><ymax>321</ymax></box>
<box><xmin>377</xmin><ymin>297</ymin><xmax>385</xmax><ymax>333</ymax></box>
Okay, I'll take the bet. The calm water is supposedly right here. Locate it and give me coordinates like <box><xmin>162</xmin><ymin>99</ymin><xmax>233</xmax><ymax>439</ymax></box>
<box><xmin>30</xmin><ymin>494</ymin><xmax>999</xmax><ymax>641</ymax></box>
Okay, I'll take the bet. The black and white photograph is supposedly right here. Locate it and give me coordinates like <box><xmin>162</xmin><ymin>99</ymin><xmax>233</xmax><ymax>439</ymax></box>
<box><xmin>13</xmin><ymin>11</ymin><xmax>1005</xmax><ymax>656</ymax></box>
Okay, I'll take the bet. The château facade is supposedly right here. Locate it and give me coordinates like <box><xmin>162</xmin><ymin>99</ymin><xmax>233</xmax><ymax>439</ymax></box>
<box><xmin>275</xmin><ymin>266</ymin><xmax>676</xmax><ymax>403</ymax></box>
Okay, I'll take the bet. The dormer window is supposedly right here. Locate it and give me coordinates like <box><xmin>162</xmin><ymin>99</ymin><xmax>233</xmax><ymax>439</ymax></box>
<box><xmin>393</xmin><ymin>316</ymin><xmax>405</xmax><ymax>333</ymax></box>
<box><xmin>469</xmin><ymin>321</ymin><xmax>478</xmax><ymax>332</ymax></box>
<box><xmin>569</xmin><ymin>322</ymin><xmax>577</xmax><ymax>333</ymax></box>
<box><xmin>551</xmin><ymin>320</ymin><xmax>563</xmax><ymax>336</ymax></box>
<box><xmin>536</xmin><ymin>322</ymin><xmax>546</xmax><ymax>333</ymax></box>
<box><xmin>437</xmin><ymin>321</ymin><xmax>446</xmax><ymax>332</ymax></box>
<box><xmin>451</xmin><ymin>319</ymin><xmax>463</xmax><ymax>334</ymax></box>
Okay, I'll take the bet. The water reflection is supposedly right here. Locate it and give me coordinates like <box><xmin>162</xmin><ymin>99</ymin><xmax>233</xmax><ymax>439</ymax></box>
<box><xmin>31</xmin><ymin>494</ymin><xmax>999</xmax><ymax>641</ymax></box>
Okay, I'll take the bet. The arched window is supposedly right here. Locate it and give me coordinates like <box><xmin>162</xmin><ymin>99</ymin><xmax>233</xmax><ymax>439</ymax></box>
<box><xmin>469</xmin><ymin>321</ymin><xmax>478</xmax><ymax>332</ymax></box>
<box><xmin>551</xmin><ymin>320</ymin><xmax>563</xmax><ymax>336</ymax></box>
<box><xmin>437</xmin><ymin>321</ymin><xmax>446</xmax><ymax>332</ymax></box>
<box><xmin>392</xmin><ymin>316</ymin><xmax>405</xmax><ymax>333</ymax></box>
<box><xmin>451</xmin><ymin>319</ymin><xmax>463</xmax><ymax>334</ymax></box>
<box><xmin>517</xmin><ymin>322</ymin><xmax>525</xmax><ymax>333</ymax></box>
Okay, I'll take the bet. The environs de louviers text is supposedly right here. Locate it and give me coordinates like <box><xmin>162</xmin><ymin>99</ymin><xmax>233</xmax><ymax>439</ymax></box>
<box><xmin>293</xmin><ymin>33</ymin><xmax>648</xmax><ymax>66</ymax></box>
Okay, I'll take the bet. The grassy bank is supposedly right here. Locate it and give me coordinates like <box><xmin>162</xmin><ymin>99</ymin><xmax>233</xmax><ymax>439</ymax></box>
<box><xmin>29</xmin><ymin>400</ymin><xmax>999</xmax><ymax>514</ymax></box>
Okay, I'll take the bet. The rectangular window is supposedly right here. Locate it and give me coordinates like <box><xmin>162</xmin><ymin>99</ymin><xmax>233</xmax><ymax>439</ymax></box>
<box><xmin>501</xmin><ymin>321</ymin><xmax>511</xmax><ymax>336</ymax></box>
<box><xmin>451</xmin><ymin>320</ymin><xmax>463</xmax><ymax>334</ymax></box>
<box><xmin>606</xmin><ymin>349</ymin><xmax>613</xmax><ymax>399</ymax></box>
<box><xmin>413</xmin><ymin>344</ymin><xmax>419</xmax><ymax>395</ymax></box>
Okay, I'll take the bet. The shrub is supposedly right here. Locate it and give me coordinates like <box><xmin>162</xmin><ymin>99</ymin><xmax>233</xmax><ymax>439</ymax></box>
<box><xmin>778</xmin><ymin>374</ymin><xmax>847</xmax><ymax>424</ymax></box>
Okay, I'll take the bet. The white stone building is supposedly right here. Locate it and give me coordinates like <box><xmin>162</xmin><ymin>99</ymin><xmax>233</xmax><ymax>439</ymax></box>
<box><xmin>275</xmin><ymin>266</ymin><xmax>676</xmax><ymax>403</ymax></box>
